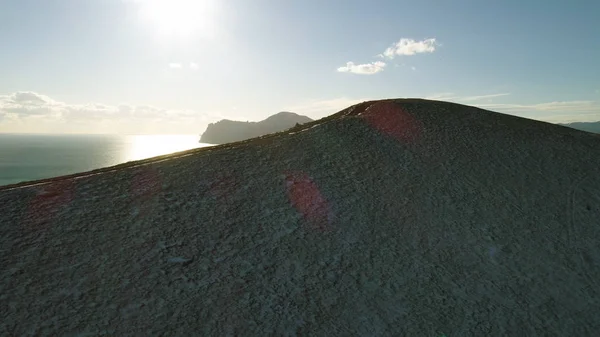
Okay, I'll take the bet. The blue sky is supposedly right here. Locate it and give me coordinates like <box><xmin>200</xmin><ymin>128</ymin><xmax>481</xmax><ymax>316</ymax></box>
<box><xmin>0</xmin><ymin>0</ymin><xmax>598</xmax><ymax>134</ymax></box>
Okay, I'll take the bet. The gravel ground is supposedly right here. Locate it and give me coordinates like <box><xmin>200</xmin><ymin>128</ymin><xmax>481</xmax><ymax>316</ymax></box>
<box><xmin>1</xmin><ymin>99</ymin><xmax>600</xmax><ymax>336</ymax></box>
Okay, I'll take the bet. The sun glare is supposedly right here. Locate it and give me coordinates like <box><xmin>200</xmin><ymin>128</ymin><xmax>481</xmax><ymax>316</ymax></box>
<box><xmin>136</xmin><ymin>0</ymin><xmax>217</xmax><ymax>39</ymax></box>
<box><xmin>124</xmin><ymin>135</ymin><xmax>202</xmax><ymax>162</ymax></box>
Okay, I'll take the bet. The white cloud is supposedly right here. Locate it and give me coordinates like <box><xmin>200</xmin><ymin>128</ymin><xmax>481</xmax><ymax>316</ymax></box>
<box><xmin>287</xmin><ymin>94</ymin><xmax>599</xmax><ymax>123</ymax></box>
<box><xmin>411</xmin><ymin>66</ymin><xmax>417</xmax><ymax>71</ymax></box>
<box><xmin>424</xmin><ymin>92</ymin><xmax>460</xmax><ymax>101</ymax></box>
<box><xmin>169</xmin><ymin>63</ymin><xmax>182</xmax><ymax>69</ymax></box>
<box><xmin>284</xmin><ymin>98</ymin><xmax>359</xmax><ymax>118</ymax></box>
<box><xmin>284</xmin><ymin>97</ymin><xmax>386</xmax><ymax>119</ymax></box>
<box><xmin>418</xmin><ymin>98</ymin><xmax>596</xmax><ymax>123</ymax></box>
<box><xmin>423</xmin><ymin>93</ymin><xmax>599</xmax><ymax>121</ymax></box>
<box><xmin>337</xmin><ymin>38</ymin><xmax>438</xmax><ymax>74</ymax></box>
<box><xmin>288</xmin><ymin>93</ymin><xmax>507</xmax><ymax>119</ymax></box>
<box><xmin>460</xmin><ymin>93</ymin><xmax>511</xmax><ymax>101</ymax></box>
<box><xmin>337</xmin><ymin>61</ymin><xmax>386</xmax><ymax>75</ymax></box>
<box><xmin>425</xmin><ymin>92</ymin><xmax>511</xmax><ymax>102</ymax></box>
<box><xmin>0</xmin><ymin>92</ymin><xmax>63</xmax><ymax>117</ymax></box>
<box><xmin>0</xmin><ymin>91</ymin><xmax>222</xmax><ymax>134</ymax></box>
<box><xmin>382</xmin><ymin>38</ymin><xmax>438</xmax><ymax>59</ymax></box>
<box><xmin>479</xmin><ymin>101</ymin><xmax>599</xmax><ymax>113</ymax></box>
<box><xmin>190</xmin><ymin>62</ymin><xmax>199</xmax><ymax>70</ymax></box>
<box><xmin>477</xmin><ymin>101</ymin><xmax>600</xmax><ymax>123</ymax></box>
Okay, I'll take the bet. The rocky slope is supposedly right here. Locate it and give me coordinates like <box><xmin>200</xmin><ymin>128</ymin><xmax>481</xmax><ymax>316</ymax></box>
<box><xmin>2</xmin><ymin>99</ymin><xmax>600</xmax><ymax>336</ymax></box>
<box><xmin>200</xmin><ymin>111</ymin><xmax>313</xmax><ymax>144</ymax></box>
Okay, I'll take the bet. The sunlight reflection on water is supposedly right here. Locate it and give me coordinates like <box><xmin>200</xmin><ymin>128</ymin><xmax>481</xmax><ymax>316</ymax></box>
<box><xmin>123</xmin><ymin>134</ymin><xmax>213</xmax><ymax>162</ymax></box>
<box><xmin>0</xmin><ymin>134</ymin><xmax>216</xmax><ymax>187</ymax></box>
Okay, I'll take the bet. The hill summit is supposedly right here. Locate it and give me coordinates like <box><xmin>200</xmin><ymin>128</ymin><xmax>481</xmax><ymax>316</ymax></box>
<box><xmin>2</xmin><ymin>99</ymin><xmax>600</xmax><ymax>335</ymax></box>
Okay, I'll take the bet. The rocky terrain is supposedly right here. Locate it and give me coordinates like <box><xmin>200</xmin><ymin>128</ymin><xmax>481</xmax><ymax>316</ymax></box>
<box><xmin>200</xmin><ymin>111</ymin><xmax>313</xmax><ymax>144</ymax></box>
<box><xmin>2</xmin><ymin>99</ymin><xmax>600</xmax><ymax>336</ymax></box>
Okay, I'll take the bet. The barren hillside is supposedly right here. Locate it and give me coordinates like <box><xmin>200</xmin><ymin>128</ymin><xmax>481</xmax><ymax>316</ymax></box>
<box><xmin>2</xmin><ymin>99</ymin><xmax>600</xmax><ymax>336</ymax></box>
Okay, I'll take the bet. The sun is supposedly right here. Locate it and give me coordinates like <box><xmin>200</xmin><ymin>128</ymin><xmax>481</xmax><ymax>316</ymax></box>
<box><xmin>136</xmin><ymin>0</ymin><xmax>217</xmax><ymax>39</ymax></box>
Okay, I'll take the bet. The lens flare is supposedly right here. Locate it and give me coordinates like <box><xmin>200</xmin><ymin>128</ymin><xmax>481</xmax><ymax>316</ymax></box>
<box><xmin>134</xmin><ymin>0</ymin><xmax>218</xmax><ymax>40</ymax></box>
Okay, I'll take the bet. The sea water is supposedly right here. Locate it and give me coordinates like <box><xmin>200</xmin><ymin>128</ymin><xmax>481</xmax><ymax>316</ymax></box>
<box><xmin>0</xmin><ymin>134</ymin><xmax>214</xmax><ymax>187</ymax></box>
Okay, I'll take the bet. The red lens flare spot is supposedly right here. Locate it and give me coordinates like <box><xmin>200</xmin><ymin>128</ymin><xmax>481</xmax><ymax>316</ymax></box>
<box><xmin>24</xmin><ymin>179</ymin><xmax>75</xmax><ymax>231</ymax></box>
<box><xmin>131</xmin><ymin>167</ymin><xmax>162</xmax><ymax>200</ymax></box>
<box><xmin>208</xmin><ymin>175</ymin><xmax>237</xmax><ymax>201</ymax></box>
<box><xmin>284</xmin><ymin>171</ymin><xmax>333</xmax><ymax>232</ymax></box>
<box><xmin>361</xmin><ymin>101</ymin><xmax>422</xmax><ymax>143</ymax></box>
<box><xmin>130</xmin><ymin>167</ymin><xmax>162</xmax><ymax>217</ymax></box>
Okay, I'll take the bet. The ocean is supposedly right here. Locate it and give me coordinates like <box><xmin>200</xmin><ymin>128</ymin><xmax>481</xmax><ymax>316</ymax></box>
<box><xmin>0</xmin><ymin>134</ymin><xmax>215</xmax><ymax>187</ymax></box>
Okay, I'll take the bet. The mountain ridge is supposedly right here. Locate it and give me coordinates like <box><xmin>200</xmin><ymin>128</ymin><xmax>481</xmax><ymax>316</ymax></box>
<box><xmin>559</xmin><ymin>121</ymin><xmax>600</xmax><ymax>134</ymax></box>
<box><xmin>2</xmin><ymin>99</ymin><xmax>600</xmax><ymax>335</ymax></box>
<box><xmin>200</xmin><ymin>111</ymin><xmax>313</xmax><ymax>144</ymax></box>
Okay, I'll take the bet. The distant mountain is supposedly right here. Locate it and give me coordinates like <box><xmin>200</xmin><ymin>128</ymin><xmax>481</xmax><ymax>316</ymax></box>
<box><xmin>559</xmin><ymin>121</ymin><xmax>600</xmax><ymax>134</ymax></box>
<box><xmin>200</xmin><ymin>111</ymin><xmax>313</xmax><ymax>144</ymax></box>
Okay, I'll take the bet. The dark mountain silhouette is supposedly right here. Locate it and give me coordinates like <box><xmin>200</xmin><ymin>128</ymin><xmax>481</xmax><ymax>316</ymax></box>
<box><xmin>200</xmin><ymin>111</ymin><xmax>313</xmax><ymax>144</ymax></box>
<box><xmin>2</xmin><ymin>99</ymin><xmax>600</xmax><ymax>335</ymax></box>
<box><xmin>559</xmin><ymin>121</ymin><xmax>600</xmax><ymax>134</ymax></box>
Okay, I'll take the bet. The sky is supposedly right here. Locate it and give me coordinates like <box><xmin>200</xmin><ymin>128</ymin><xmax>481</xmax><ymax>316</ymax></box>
<box><xmin>0</xmin><ymin>0</ymin><xmax>599</xmax><ymax>134</ymax></box>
